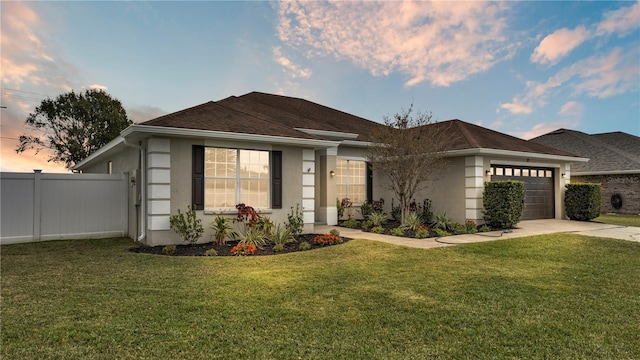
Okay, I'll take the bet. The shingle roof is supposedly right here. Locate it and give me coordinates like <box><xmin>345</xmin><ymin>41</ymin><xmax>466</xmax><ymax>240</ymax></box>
<box><xmin>139</xmin><ymin>92</ymin><xmax>580</xmax><ymax>158</ymax></box>
<box><xmin>425</xmin><ymin>120</ymin><xmax>578</xmax><ymax>156</ymax></box>
<box><xmin>530</xmin><ymin>129</ymin><xmax>640</xmax><ymax>173</ymax></box>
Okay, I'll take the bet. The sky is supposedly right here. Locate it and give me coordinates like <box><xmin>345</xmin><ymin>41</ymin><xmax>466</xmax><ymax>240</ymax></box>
<box><xmin>1</xmin><ymin>0</ymin><xmax>639</xmax><ymax>173</ymax></box>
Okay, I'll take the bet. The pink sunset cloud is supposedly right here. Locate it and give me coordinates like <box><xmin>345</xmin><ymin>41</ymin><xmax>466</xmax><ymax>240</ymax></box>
<box><xmin>277</xmin><ymin>0</ymin><xmax>516</xmax><ymax>87</ymax></box>
<box><xmin>530</xmin><ymin>26</ymin><xmax>590</xmax><ymax>65</ymax></box>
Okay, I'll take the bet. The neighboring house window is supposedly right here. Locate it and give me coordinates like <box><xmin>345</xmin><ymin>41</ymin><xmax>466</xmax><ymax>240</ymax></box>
<box><xmin>336</xmin><ymin>159</ymin><xmax>366</xmax><ymax>204</ymax></box>
<box><xmin>204</xmin><ymin>148</ymin><xmax>270</xmax><ymax>209</ymax></box>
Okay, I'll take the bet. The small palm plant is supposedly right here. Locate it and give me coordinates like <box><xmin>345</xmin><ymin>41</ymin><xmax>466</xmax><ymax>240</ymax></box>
<box><xmin>367</xmin><ymin>212</ymin><xmax>388</xmax><ymax>227</ymax></box>
<box><xmin>238</xmin><ymin>227</ymin><xmax>267</xmax><ymax>248</ymax></box>
<box><xmin>210</xmin><ymin>215</ymin><xmax>237</xmax><ymax>246</ymax></box>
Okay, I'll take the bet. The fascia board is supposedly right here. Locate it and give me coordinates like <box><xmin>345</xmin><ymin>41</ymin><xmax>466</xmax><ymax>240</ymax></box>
<box><xmin>444</xmin><ymin>148</ymin><xmax>589</xmax><ymax>163</ymax></box>
<box><xmin>572</xmin><ymin>169</ymin><xmax>640</xmax><ymax>176</ymax></box>
<box><xmin>294</xmin><ymin>128</ymin><xmax>359</xmax><ymax>140</ymax></box>
<box><xmin>121</xmin><ymin>125</ymin><xmax>341</xmax><ymax>148</ymax></box>
<box><xmin>340</xmin><ymin>140</ymin><xmax>373</xmax><ymax>147</ymax></box>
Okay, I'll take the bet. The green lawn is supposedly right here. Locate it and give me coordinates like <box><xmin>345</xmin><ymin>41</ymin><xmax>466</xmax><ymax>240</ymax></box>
<box><xmin>2</xmin><ymin>235</ymin><xmax>639</xmax><ymax>359</ymax></box>
<box><xmin>593</xmin><ymin>213</ymin><xmax>640</xmax><ymax>227</ymax></box>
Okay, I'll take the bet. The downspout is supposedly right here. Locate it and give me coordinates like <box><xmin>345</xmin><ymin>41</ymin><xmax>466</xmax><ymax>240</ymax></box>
<box><xmin>123</xmin><ymin>138</ymin><xmax>146</xmax><ymax>242</ymax></box>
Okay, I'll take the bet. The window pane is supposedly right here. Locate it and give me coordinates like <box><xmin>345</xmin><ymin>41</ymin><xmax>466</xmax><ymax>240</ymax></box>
<box><xmin>239</xmin><ymin>150</ymin><xmax>269</xmax><ymax>179</ymax></box>
<box><xmin>505</xmin><ymin>168</ymin><xmax>513</xmax><ymax>176</ymax></box>
<box><xmin>337</xmin><ymin>185</ymin><xmax>347</xmax><ymax>202</ymax></box>
<box><xmin>522</xmin><ymin>169</ymin><xmax>529</xmax><ymax>176</ymax></box>
<box><xmin>496</xmin><ymin>167</ymin><xmax>503</xmax><ymax>176</ymax></box>
<box><xmin>514</xmin><ymin>168</ymin><xmax>521</xmax><ymax>176</ymax></box>
<box><xmin>205</xmin><ymin>179</ymin><xmax>236</xmax><ymax>208</ymax></box>
<box><xmin>350</xmin><ymin>185</ymin><xmax>365</xmax><ymax>203</ymax></box>
<box><xmin>546</xmin><ymin>170</ymin><xmax>552</xmax><ymax>178</ymax></box>
<box><xmin>240</xmin><ymin>180</ymin><xmax>269</xmax><ymax>208</ymax></box>
<box><xmin>205</xmin><ymin>148</ymin><xmax>236</xmax><ymax>177</ymax></box>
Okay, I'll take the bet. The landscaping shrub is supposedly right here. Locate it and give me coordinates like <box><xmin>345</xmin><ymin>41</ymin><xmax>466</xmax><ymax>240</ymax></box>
<box><xmin>341</xmin><ymin>198</ymin><xmax>354</xmax><ymax>219</ymax></box>
<box><xmin>419</xmin><ymin>199</ymin><xmax>433</xmax><ymax>225</ymax></box>
<box><xmin>483</xmin><ymin>180</ymin><xmax>525</xmax><ymax>229</ymax></box>
<box><xmin>360</xmin><ymin>220</ymin><xmax>373</xmax><ymax>231</ymax></box>
<box><xmin>299</xmin><ymin>241</ymin><xmax>311</xmax><ymax>251</ymax></box>
<box><xmin>359</xmin><ymin>200</ymin><xmax>373</xmax><ymax>218</ymax></box>
<box><xmin>269</xmin><ymin>223</ymin><xmax>294</xmax><ymax>247</ymax></box>
<box><xmin>371</xmin><ymin>226</ymin><xmax>385</xmax><ymax>234</ymax></box>
<box><xmin>464</xmin><ymin>220</ymin><xmax>478</xmax><ymax>234</ymax></box>
<box><xmin>391</xmin><ymin>199</ymin><xmax>401</xmax><ymax>221</ymax></box>
<box><xmin>336</xmin><ymin>198</ymin><xmax>345</xmax><ymax>219</ymax></box>
<box><xmin>368</xmin><ymin>212</ymin><xmax>388</xmax><ymax>227</ymax></box>
<box><xmin>451</xmin><ymin>222</ymin><xmax>466</xmax><ymax>235</ymax></box>
<box><xmin>403</xmin><ymin>212</ymin><xmax>422</xmax><ymax>231</ymax></box>
<box><xmin>169</xmin><ymin>206</ymin><xmax>203</xmax><ymax>245</ymax></box>
<box><xmin>238</xmin><ymin>227</ymin><xmax>267</xmax><ymax>248</ymax></box>
<box><xmin>204</xmin><ymin>248</ymin><xmax>218</xmax><ymax>256</ymax></box>
<box><xmin>433</xmin><ymin>212</ymin><xmax>453</xmax><ymax>232</ymax></box>
<box><xmin>286</xmin><ymin>204</ymin><xmax>304</xmax><ymax>238</ymax></box>
<box><xmin>162</xmin><ymin>244</ymin><xmax>176</xmax><ymax>256</ymax></box>
<box><xmin>414</xmin><ymin>226</ymin><xmax>429</xmax><ymax>239</ymax></box>
<box><xmin>272</xmin><ymin>243</ymin><xmax>284</xmax><ymax>252</ymax></box>
<box><xmin>342</xmin><ymin>218</ymin><xmax>359</xmax><ymax>228</ymax></box>
<box><xmin>329</xmin><ymin>229</ymin><xmax>340</xmax><ymax>237</ymax></box>
<box><xmin>391</xmin><ymin>227</ymin><xmax>406</xmax><ymax>237</ymax></box>
<box><xmin>478</xmin><ymin>224</ymin><xmax>490</xmax><ymax>232</ymax></box>
<box><xmin>372</xmin><ymin>198</ymin><xmax>385</xmax><ymax>214</ymax></box>
<box><xmin>565</xmin><ymin>183</ymin><xmax>601</xmax><ymax>221</ymax></box>
<box><xmin>434</xmin><ymin>228</ymin><xmax>451</xmax><ymax>237</ymax></box>
<box><xmin>256</xmin><ymin>216</ymin><xmax>274</xmax><ymax>237</ymax></box>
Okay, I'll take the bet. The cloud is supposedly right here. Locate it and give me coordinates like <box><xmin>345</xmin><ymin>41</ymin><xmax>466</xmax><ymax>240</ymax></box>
<box><xmin>272</xmin><ymin>47</ymin><xmax>312</xmax><ymax>79</ymax></box>
<box><xmin>126</xmin><ymin>105</ymin><xmax>167</xmax><ymax>123</ymax></box>
<box><xmin>88</xmin><ymin>84</ymin><xmax>108</xmax><ymax>91</ymax></box>
<box><xmin>277</xmin><ymin>0</ymin><xmax>516</xmax><ymax>87</ymax></box>
<box><xmin>499</xmin><ymin>100</ymin><xmax>532</xmax><ymax>115</ymax></box>
<box><xmin>500</xmin><ymin>46</ymin><xmax>639</xmax><ymax>115</ymax></box>
<box><xmin>596</xmin><ymin>0</ymin><xmax>640</xmax><ymax>36</ymax></box>
<box><xmin>530</xmin><ymin>1</ymin><xmax>639</xmax><ymax>65</ymax></box>
<box><xmin>559</xmin><ymin>101</ymin><xmax>584</xmax><ymax>117</ymax></box>
<box><xmin>518</xmin><ymin>121</ymin><xmax>578</xmax><ymax>140</ymax></box>
<box><xmin>531</xmin><ymin>26</ymin><xmax>590</xmax><ymax>65</ymax></box>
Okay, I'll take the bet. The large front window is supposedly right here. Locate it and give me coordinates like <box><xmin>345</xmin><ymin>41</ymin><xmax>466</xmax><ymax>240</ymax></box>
<box><xmin>204</xmin><ymin>148</ymin><xmax>270</xmax><ymax>209</ymax></box>
<box><xmin>336</xmin><ymin>159</ymin><xmax>366</xmax><ymax>204</ymax></box>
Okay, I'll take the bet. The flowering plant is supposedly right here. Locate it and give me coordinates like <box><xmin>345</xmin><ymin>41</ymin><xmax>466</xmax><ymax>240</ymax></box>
<box><xmin>230</xmin><ymin>243</ymin><xmax>257</xmax><ymax>256</ymax></box>
<box><xmin>313</xmin><ymin>234</ymin><xmax>341</xmax><ymax>246</ymax></box>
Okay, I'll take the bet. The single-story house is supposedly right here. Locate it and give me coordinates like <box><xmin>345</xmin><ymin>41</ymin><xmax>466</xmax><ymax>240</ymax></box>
<box><xmin>75</xmin><ymin>92</ymin><xmax>586</xmax><ymax>245</ymax></box>
<box><xmin>530</xmin><ymin>129</ymin><xmax>640</xmax><ymax>214</ymax></box>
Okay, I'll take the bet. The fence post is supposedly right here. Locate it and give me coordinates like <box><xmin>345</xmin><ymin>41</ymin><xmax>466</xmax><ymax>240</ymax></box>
<box><xmin>33</xmin><ymin>170</ymin><xmax>42</xmax><ymax>241</ymax></box>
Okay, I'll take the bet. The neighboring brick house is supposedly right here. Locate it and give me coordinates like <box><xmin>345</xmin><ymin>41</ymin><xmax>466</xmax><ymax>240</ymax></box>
<box><xmin>530</xmin><ymin>129</ymin><xmax>640</xmax><ymax>214</ymax></box>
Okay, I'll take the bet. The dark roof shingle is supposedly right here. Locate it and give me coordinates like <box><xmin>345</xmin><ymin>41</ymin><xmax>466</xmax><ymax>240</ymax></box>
<box><xmin>530</xmin><ymin>129</ymin><xmax>640</xmax><ymax>172</ymax></box>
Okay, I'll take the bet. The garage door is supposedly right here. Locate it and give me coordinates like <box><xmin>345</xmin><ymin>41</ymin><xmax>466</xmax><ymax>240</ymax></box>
<box><xmin>491</xmin><ymin>165</ymin><xmax>554</xmax><ymax>220</ymax></box>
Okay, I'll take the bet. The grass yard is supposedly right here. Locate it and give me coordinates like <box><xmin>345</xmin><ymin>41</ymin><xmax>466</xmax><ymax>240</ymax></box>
<box><xmin>594</xmin><ymin>213</ymin><xmax>640</xmax><ymax>227</ymax></box>
<box><xmin>2</xmin><ymin>235</ymin><xmax>639</xmax><ymax>359</ymax></box>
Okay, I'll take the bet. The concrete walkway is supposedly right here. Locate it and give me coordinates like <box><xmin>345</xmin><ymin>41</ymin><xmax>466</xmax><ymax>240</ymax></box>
<box><xmin>315</xmin><ymin>219</ymin><xmax>640</xmax><ymax>249</ymax></box>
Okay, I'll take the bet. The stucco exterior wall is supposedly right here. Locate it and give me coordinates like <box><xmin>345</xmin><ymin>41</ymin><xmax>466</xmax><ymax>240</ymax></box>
<box><xmin>146</xmin><ymin>138</ymin><xmax>307</xmax><ymax>245</ymax></box>
<box><xmin>81</xmin><ymin>146</ymin><xmax>140</xmax><ymax>240</ymax></box>
<box><xmin>572</xmin><ymin>174</ymin><xmax>640</xmax><ymax>214</ymax></box>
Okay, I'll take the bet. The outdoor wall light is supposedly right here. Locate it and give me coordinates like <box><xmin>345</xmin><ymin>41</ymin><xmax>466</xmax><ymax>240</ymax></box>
<box><xmin>561</xmin><ymin>173</ymin><xmax>566</xmax><ymax>178</ymax></box>
<box><xmin>485</xmin><ymin>169</ymin><xmax>491</xmax><ymax>176</ymax></box>
<box><xmin>330</xmin><ymin>170</ymin><xmax>335</xmax><ymax>177</ymax></box>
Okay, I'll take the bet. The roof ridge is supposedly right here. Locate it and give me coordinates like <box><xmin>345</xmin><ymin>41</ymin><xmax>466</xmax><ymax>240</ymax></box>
<box><xmin>569</xmin><ymin>130</ymin><xmax>640</xmax><ymax>162</ymax></box>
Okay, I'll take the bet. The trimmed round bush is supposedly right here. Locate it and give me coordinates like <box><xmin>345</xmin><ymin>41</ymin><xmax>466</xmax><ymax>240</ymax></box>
<box><xmin>483</xmin><ymin>180</ymin><xmax>525</xmax><ymax>229</ymax></box>
<box><xmin>565</xmin><ymin>183</ymin><xmax>601</xmax><ymax>221</ymax></box>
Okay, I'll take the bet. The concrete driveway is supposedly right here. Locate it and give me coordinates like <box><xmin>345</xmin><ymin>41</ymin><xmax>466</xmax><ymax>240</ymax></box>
<box><xmin>316</xmin><ymin>219</ymin><xmax>640</xmax><ymax>249</ymax></box>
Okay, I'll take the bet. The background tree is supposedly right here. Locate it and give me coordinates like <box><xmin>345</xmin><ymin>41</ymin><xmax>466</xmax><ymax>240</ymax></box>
<box><xmin>16</xmin><ymin>89</ymin><xmax>132</xmax><ymax>169</ymax></box>
<box><xmin>367</xmin><ymin>104</ymin><xmax>452</xmax><ymax>223</ymax></box>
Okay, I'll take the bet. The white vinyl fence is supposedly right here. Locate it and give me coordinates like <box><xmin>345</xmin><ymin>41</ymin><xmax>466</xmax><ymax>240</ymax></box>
<box><xmin>1</xmin><ymin>171</ymin><xmax>128</xmax><ymax>244</ymax></box>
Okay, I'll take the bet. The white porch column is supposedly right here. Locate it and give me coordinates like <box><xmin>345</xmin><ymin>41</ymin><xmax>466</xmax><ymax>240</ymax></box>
<box><xmin>302</xmin><ymin>149</ymin><xmax>316</xmax><ymax>233</ymax></box>
<box><xmin>464</xmin><ymin>156</ymin><xmax>485</xmax><ymax>222</ymax></box>
<box><xmin>318</xmin><ymin>147</ymin><xmax>338</xmax><ymax>225</ymax></box>
<box><xmin>147</xmin><ymin>138</ymin><xmax>171</xmax><ymax>231</ymax></box>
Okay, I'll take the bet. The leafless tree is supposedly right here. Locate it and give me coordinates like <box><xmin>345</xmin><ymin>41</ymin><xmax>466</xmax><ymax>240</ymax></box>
<box><xmin>367</xmin><ymin>104</ymin><xmax>451</xmax><ymax>223</ymax></box>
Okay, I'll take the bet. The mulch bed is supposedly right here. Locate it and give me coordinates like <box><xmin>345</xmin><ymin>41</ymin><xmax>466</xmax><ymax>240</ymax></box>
<box><xmin>129</xmin><ymin>234</ymin><xmax>350</xmax><ymax>256</ymax></box>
